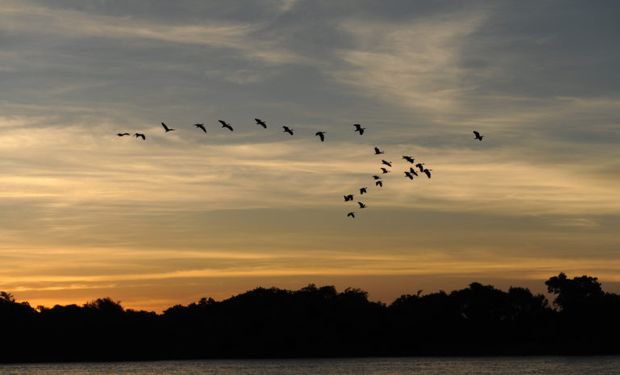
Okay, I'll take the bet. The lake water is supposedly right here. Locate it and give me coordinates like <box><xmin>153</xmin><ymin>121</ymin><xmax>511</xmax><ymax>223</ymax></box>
<box><xmin>1</xmin><ymin>357</ymin><xmax>619</xmax><ymax>374</ymax></box>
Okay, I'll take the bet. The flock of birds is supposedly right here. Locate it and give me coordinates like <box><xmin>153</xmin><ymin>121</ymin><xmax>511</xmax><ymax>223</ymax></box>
<box><xmin>117</xmin><ymin>119</ymin><xmax>333</xmax><ymax>141</ymax></box>
<box><xmin>117</xmin><ymin>120</ymin><xmax>484</xmax><ymax>219</ymax></box>
<box><xmin>342</xmin><ymin>146</ymin><xmax>434</xmax><ymax>219</ymax></box>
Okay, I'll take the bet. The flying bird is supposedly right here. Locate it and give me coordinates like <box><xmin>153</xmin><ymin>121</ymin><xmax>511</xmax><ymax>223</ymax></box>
<box><xmin>360</xmin><ymin>187</ymin><xmax>367</xmax><ymax>195</ymax></box>
<box><xmin>415</xmin><ymin>163</ymin><xmax>425</xmax><ymax>172</ymax></box>
<box><xmin>372</xmin><ymin>175</ymin><xmax>382</xmax><ymax>180</ymax></box>
<box><xmin>315</xmin><ymin>131</ymin><xmax>326</xmax><ymax>142</ymax></box>
<box><xmin>117</xmin><ymin>132</ymin><xmax>130</xmax><ymax>137</ymax></box>
<box><xmin>283</xmin><ymin>126</ymin><xmax>294</xmax><ymax>135</ymax></box>
<box><xmin>381</xmin><ymin>160</ymin><xmax>392</xmax><ymax>167</ymax></box>
<box><xmin>344</xmin><ymin>194</ymin><xmax>354</xmax><ymax>202</ymax></box>
<box><xmin>194</xmin><ymin>124</ymin><xmax>207</xmax><ymax>133</ymax></box>
<box><xmin>353</xmin><ymin>123</ymin><xmax>365</xmax><ymax>135</ymax></box>
<box><xmin>134</xmin><ymin>133</ymin><xmax>146</xmax><ymax>140</ymax></box>
<box><xmin>409</xmin><ymin>167</ymin><xmax>419</xmax><ymax>176</ymax></box>
<box><xmin>161</xmin><ymin>122</ymin><xmax>175</xmax><ymax>132</ymax></box>
<box><xmin>423</xmin><ymin>168</ymin><xmax>432</xmax><ymax>179</ymax></box>
<box><xmin>347</xmin><ymin>212</ymin><xmax>356</xmax><ymax>218</ymax></box>
<box><xmin>403</xmin><ymin>155</ymin><xmax>415</xmax><ymax>163</ymax></box>
<box><xmin>358</xmin><ymin>202</ymin><xmax>366</xmax><ymax>209</ymax></box>
<box><xmin>219</xmin><ymin>120</ymin><xmax>234</xmax><ymax>131</ymax></box>
<box><xmin>374</xmin><ymin>147</ymin><xmax>384</xmax><ymax>155</ymax></box>
<box><xmin>376</xmin><ymin>180</ymin><xmax>383</xmax><ymax>187</ymax></box>
<box><xmin>404</xmin><ymin>171</ymin><xmax>414</xmax><ymax>180</ymax></box>
<box><xmin>255</xmin><ymin>118</ymin><xmax>267</xmax><ymax>128</ymax></box>
<box><xmin>473</xmin><ymin>130</ymin><xmax>484</xmax><ymax>141</ymax></box>
<box><xmin>380</xmin><ymin>167</ymin><xmax>390</xmax><ymax>174</ymax></box>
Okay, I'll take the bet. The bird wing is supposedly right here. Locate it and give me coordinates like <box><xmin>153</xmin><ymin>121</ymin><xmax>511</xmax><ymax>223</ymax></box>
<box><xmin>473</xmin><ymin>131</ymin><xmax>480</xmax><ymax>137</ymax></box>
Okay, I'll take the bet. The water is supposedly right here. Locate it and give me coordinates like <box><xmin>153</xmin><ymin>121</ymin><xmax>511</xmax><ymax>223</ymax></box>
<box><xmin>1</xmin><ymin>357</ymin><xmax>619</xmax><ymax>374</ymax></box>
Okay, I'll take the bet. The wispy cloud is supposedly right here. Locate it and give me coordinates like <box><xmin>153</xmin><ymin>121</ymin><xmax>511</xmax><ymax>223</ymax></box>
<box><xmin>334</xmin><ymin>11</ymin><xmax>486</xmax><ymax>119</ymax></box>
<box><xmin>0</xmin><ymin>0</ymin><xmax>305</xmax><ymax>65</ymax></box>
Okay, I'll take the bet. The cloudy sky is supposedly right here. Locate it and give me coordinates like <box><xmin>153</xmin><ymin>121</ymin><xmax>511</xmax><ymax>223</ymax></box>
<box><xmin>1</xmin><ymin>0</ymin><xmax>619</xmax><ymax>311</ymax></box>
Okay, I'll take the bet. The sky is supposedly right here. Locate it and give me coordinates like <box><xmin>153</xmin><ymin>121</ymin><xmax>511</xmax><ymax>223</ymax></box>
<box><xmin>1</xmin><ymin>0</ymin><xmax>619</xmax><ymax>312</ymax></box>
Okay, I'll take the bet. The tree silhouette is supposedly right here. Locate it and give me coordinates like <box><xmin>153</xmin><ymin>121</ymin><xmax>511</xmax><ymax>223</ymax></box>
<box><xmin>2</xmin><ymin>273</ymin><xmax>620</xmax><ymax>362</ymax></box>
<box><xmin>546</xmin><ymin>272</ymin><xmax>604</xmax><ymax>312</ymax></box>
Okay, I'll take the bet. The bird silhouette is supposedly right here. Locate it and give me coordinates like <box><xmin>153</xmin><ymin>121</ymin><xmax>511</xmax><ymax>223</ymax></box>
<box><xmin>360</xmin><ymin>187</ymin><xmax>367</xmax><ymax>195</ymax></box>
<box><xmin>117</xmin><ymin>132</ymin><xmax>130</xmax><ymax>137</ymax></box>
<box><xmin>161</xmin><ymin>122</ymin><xmax>175</xmax><ymax>132</ymax></box>
<box><xmin>415</xmin><ymin>163</ymin><xmax>425</xmax><ymax>172</ymax></box>
<box><xmin>347</xmin><ymin>212</ymin><xmax>356</xmax><ymax>218</ymax></box>
<box><xmin>374</xmin><ymin>146</ymin><xmax>384</xmax><ymax>155</ymax></box>
<box><xmin>255</xmin><ymin>118</ymin><xmax>267</xmax><ymax>128</ymax></box>
<box><xmin>403</xmin><ymin>155</ymin><xmax>415</xmax><ymax>163</ymax></box>
<box><xmin>315</xmin><ymin>131</ymin><xmax>326</xmax><ymax>142</ymax></box>
<box><xmin>219</xmin><ymin>120</ymin><xmax>234</xmax><ymax>131</ymax></box>
<box><xmin>372</xmin><ymin>175</ymin><xmax>382</xmax><ymax>180</ymax></box>
<box><xmin>353</xmin><ymin>124</ymin><xmax>365</xmax><ymax>135</ymax></box>
<box><xmin>380</xmin><ymin>167</ymin><xmax>390</xmax><ymax>174</ymax></box>
<box><xmin>283</xmin><ymin>126</ymin><xmax>294</xmax><ymax>135</ymax></box>
<box><xmin>473</xmin><ymin>130</ymin><xmax>484</xmax><ymax>141</ymax></box>
<box><xmin>376</xmin><ymin>180</ymin><xmax>383</xmax><ymax>187</ymax></box>
<box><xmin>423</xmin><ymin>168</ymin><xmax>432</xmax><ymax>179</ymax></box>
<box><xmin>344</xmin><ymin>194</ymin><xmax>354</xmax><ymax>202</ymax></box>
<box><xmin>409</xmin><ymin>167</ymin><xmax>418</xmax><ymax>176</ymax></box>
<box><xmin>404</xmin><ymin>171</ymin><xmax>414</xmax><ymax>180</ymax></box>
<box><xmin>358</xmin><ymin>202</ymin><xmax>366</xmax><ymax>209</ymax></box>
<box><xmin>381</xmin><ymin>160</ymin><xmax>392</xmax><ymax>167</ymax></box>
<box><xmin>194</xmin><ymin>124</ymin><xmax>207</xmax><ymax>133</ymax></box>
<box><xmin>134</xmin><ymin>133</ymin><xmax>146</xmax><ymax>140</ymax></box>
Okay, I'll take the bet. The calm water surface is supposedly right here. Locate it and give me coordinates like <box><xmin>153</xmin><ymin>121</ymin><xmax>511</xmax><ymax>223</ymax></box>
<box><xmin>1</xmin><ymin>357</ymin><xmax>619</xmax><ymax>374</ymax></box>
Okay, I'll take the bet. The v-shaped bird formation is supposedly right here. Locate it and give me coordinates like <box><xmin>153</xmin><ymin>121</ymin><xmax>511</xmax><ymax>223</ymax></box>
<box><xmin>117</xmin><ymin>120</ymin><xmax>484</xmax><ymax>220</ymax></box>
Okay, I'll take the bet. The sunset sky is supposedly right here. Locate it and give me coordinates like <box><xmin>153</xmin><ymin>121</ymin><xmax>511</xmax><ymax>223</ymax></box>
<box><xmin>1</xmin><ymin>0</ymin><xmax>619</xmax><ymax>312</ymax></box>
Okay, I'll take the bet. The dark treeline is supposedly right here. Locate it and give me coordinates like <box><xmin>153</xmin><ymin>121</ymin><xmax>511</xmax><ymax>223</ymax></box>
<box><xmin>2</xmin><ymin>273</ymin><xmax>620</xmax><ymax>362</ymax></box>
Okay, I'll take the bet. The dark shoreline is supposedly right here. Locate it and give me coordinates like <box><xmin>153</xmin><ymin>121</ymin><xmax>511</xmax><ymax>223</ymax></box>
<box><xmin>4</xmin><ymin>355</ymin><xmax>620</xmax><ymax>366</ymax></box>
<box><xmin>2</xmin><ymin>273</ymin><xmax>620</xmax><ymax>363</ymax></box>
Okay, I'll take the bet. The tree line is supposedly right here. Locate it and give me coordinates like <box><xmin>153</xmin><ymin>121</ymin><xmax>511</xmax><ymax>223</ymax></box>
<box><xmin>1</xmin><ymin>273</ymin><xmax>620</xmax><ymax>362</ymax></box>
